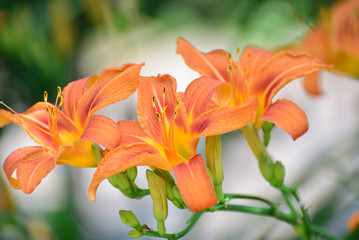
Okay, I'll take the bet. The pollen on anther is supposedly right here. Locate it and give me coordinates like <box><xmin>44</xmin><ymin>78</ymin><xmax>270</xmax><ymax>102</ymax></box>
<box><xmin>44</xmin><ymin>91</ymin><xmax>48</xmax><ymax>102</ymax></box>
<box><xmin>163</xmin><ymin>87</ymin><xmax>166</xmax><ymax>96</ymax></box>
<box><xmin>245</xmin><ymin>66</ymin><xmax>249</xmax><ymax>76</ymax></box>
<box><xmin>156</xmin><ymin>112</ymin><xmax>161</xmax><ymax>119</ymax></box>
<box><xmin>152</xmin><ymin>97</ymin><xmax>156</xmax><ymax>107</ymax></box>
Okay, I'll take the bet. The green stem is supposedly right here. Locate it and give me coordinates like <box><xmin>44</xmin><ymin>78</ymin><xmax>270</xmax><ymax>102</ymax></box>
<box><xmin>215</xmin><ymin>203</ymin><xmax>296</xmax><ymax>224</ymax></box>
<box><xmin>224</xmin><ymin>193</ymin><xmax>274</xmax><ymax>207</ymax></box>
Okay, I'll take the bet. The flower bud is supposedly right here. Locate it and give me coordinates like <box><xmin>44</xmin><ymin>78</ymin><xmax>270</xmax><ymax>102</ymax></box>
<box><xmin>172</xmin><ymin>185</ymin><xmax>186</xmax><ymax>208</ymax></box>
<box><xmin>108</xmin><ymin>172</ymin><xmax>136</xmax><ymax>198</ymax></box>
<box><xmin>128</xmin><ymin>229</ymin><xmax>143</xmax><ymax>239</ymax></box>
<box><xmin>126</xmin><ymin>167</ymin><xmax>138</xmax><ymax>183</ymax></box>
<box><xmin>153</xmin><ymin>169</ymin><xmax>185</xmax><ymax>209</ymax></box>
<box><xmin>146</xmin><ymin>170</ymin><xmax>168</xmax><ymax>236</ymax></box>
<box><xmin>206</xmin><ymin>135</ymin><xmax>224</xmax><ymax>202</ymax></box>
<box><xmin>119</xmin><ymin>210</ymin><xmax>141</xmax><ymax>230</ymax></box>
<box><xmin>262</xmin><ymin>121</ymin><xmax>275</xmax><ymax>147</ymax></box>
<box><xmin>273</xmin><ymin>161</ymin><xmax>285</xmax><ymax>186</ymax></box>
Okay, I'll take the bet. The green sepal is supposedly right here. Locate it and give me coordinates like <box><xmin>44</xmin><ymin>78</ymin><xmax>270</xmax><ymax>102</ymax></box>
<box><xmin>172</xmin><ymin>185</ymin><xmax>187</xmax><ymax>209</ymax></box>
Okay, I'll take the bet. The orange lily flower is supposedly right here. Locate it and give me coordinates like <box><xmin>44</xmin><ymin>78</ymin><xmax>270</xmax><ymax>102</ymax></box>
<box><xmin>88</xmin><ymin>74</ymin><xmax>258</xmax><ymax>212</ymax></box>
<box><xmin>177</xmin><ymin>38</ymin><xmax>332</xmax><ymax>140</ymax></box>
<box><xmin>0</xmin><ymin>63</ymin><xmax>143</xmax><ymax>194</ymax></box>
<box><xmin>293</xmin><ymin>0</ymin><xmax>359</xmax><ymax>95</ymax></box>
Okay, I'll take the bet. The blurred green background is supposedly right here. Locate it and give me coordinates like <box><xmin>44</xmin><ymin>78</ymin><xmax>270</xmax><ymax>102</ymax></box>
<box><xmin>2</xmin><ymin>0</ymin><xmax>359</xmax><ymax>240</ymax></box>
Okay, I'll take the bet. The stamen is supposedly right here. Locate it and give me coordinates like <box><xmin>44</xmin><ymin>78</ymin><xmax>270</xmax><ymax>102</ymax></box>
<box><xmin>245</xmin><ymin>66</ymin><xmax>249</xmax><ymax>76</ymax></box>
<box><xmin>0</xmin><ymin>101</ymin><xmax>17</xmax><ymax>114</ymax></box>
<box><xmin>152</xmin><ymin>97</ymin><xmax>156</xmax><ymax>107</ymax></box>
<box><xmin>163</xmin><ymin>87</ymin><xmax>166</xmax><ymax>96</ymax></box>
<box><xmin>247</xmin><ymin>51</ymin><xmax>251</xmax><ymax>61</ymax></box>
<box><xmin>156</xmin><ymin>112</ymin><xmax>161</xmax><ymax>120</ymax></box>
<box><xmin>44</xmin><ymin>91</ymin><xmax>48</xmax><ymax>102</ymax></box>
<box><xmin>58</xmin><ymin>96</ymin><xmax>63</xmax><ymax>108</ymax></box>
<box><xmin>55</xmin><ymin>86</ymin><xmax>62</xmax><ymax>108</ymax></box>
<box><xmin>236</xmin><ymin>47</ymin><xmax>240</xmax><ymax>61</ymax></box>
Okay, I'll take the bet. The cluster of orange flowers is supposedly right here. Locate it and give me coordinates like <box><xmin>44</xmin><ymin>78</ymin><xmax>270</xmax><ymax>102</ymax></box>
<box><xmin>1</xmin><ymin>0</ymin><xmax>359</xmax><ymax>234</ymax></box>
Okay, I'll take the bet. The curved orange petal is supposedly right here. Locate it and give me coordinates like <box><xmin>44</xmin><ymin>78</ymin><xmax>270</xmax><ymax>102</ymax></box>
<box><xmin>77</xmin><ymin>63</ymin><xmax>143</xmax><ymax>127</ymax></box>
<box><xmin>137</xmin><ymin>75</ymin><xmax>188</xmax><ymax>143</ymax></box>
<box><xmin>183</xmin><ymin>76</ymin><xmax>227</xmax><ymax>122</ymax></box>
<box><xmin>81</xmin><ymin>114</ymin><xmax>121</xmax><ymax>150</ymax></box>
<box><xmin>191</xmin><ymin>97</ymin><xmax>258</xmax><ymax>138</ymax></box>
<box><xmin>118</xmin><ymin>120</ymin><xmax>148</xmax><ymax>144</ymax></box>
<box><xmin>0</xmin><ymin>109</ymin><xmax>12</xmax><ymax>127</ymax></box>
<box><xmin>252</xmin><ymin>51</ymin><xmax>332</xmax><ymax>106</ymax></box>
<box><xmin>260</xmin><ymin>99</ymin><xmax>308</xmax><ymax>140</ymax></box>
<box><xmin>0</xmin><ymin>102</ymin><xmax>80</xmax><ymax>149</ymax></box>
<box><xmin>88</xmin><ymin>143</ymin><xmax>171</xmax><ymax>201</ymax></box>
<box><xmin>57</xmin><ymin>140</ymin><xmax>97</xmax><ymax>167</ymax></box>
<box><xmin>177</xmin><ymin>37</ymin><xmax>230</xmax><ymax>82</ymax></box>
<box><xmin>62</xmin><ymin>76</ymin><xmax>95</xmax><ymax>124</ymax></box>
<box><xmin>16</xmin><ymin>148</ymin><xmax>57</xmax><ymax>194</ymax></box>
<box><xmin>172</xmin><ymin>154</ymin><xmax>217</xmax><ymax>212</ymax></box>
<box><xmin>239</xmin><ymin>47</ymin><xmax>273</xmax><ymax>82</ymax></box>
<box><xmin>303</xmin><ymin>72</ymin><xmax>322</xmax><ymax>96</ymax></box>
<box><xmin>3</xmin><ymin>146</ymin><xmax>43</xmax><ymax>189</ymax></box>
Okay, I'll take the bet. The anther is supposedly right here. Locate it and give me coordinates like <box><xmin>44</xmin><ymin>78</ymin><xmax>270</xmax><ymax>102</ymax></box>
<box><xmin>163</xmin><ymin>87</ymin><xmax>166</xmax><ymax>96</ymax></box>
<box><xmin>156</xmin><ymin>112</ymin><xmax>161</xmax><ymax>119</ymax></box>
<box><xmin>152</xmin><ymin>97</ymin><xmax>156</xmax><ymax>107</ymax></box>
<box><xmin>245</xmin><ymin>66</ymin><xmax>249</xmax><ymax>76</ymax></box>
<box><xmin>236</xmin><ymin>47</ymin><xmax>240</xmax><ymax>61</ymax></box>
<box><xmin>44</xmin><ymin>91</ymin><xmax>48</xmax><ymax>102</ymax></box>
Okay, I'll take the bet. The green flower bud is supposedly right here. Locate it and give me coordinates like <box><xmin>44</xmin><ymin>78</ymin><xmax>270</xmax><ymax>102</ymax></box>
<box><xmin>119</xmin><ymin>210</ymin><xmax>141</xmax><ymax>230</ymax></box>
<box><xmin>108</xmin><ymin>172</ymin><xmax>136</xmax><ymax>198</ymax></box>
<box><xmin>273</xmin><ymin>161</ymin><xmax>285</xmax><ymax>186</ymax></box>
<box><xmin>126</xmin><ymin>167</ymin><xmax>138</xmax><ymax>182</ymax></box>
<box><xmin>91</xmin><ymin>143</ymin><xmax>103</xmax><ymax>165</ymax></box>
<box><xmin>262</xmin><ymin>121</ymin><xmax>275</xmax><ymax>147</ymax></box>
<box><xmin>146</xmin><ymin>170</ymin><xmax>168</xmax><ymax>235</ymax></box>
<box><xmin>172</xmin><ymin>185</ymin><xmax>186</xmax><ymax>208</ymax></box>
<box><xmin>128</xmin><ymin>229</ymin><xmax>143</xmax><ymax>239</ymax></box>
<box><xmin>206</xmin><ymin>135</ymin><xmax>224</xmax><ymax>185</ymax></box>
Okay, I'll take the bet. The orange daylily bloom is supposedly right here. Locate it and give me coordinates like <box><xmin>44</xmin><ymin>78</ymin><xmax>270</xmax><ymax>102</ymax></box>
<box><xmin>0</xmin><ymin>63</ymin><xmax>143</xmax><ymax>194</ymax></box>
<box><xmin>293</xmin><ymin>0</ymin><xmax>359</xmax><ymax>95</ymax></box>
<box><xmin>88</xmin><ymin>74</ymin><xmax>258</xmax><ymax>212</ymax></box>
<box><xmin>177</xmin><ymin>38</ymin><xmax>332</xmax><ymax>140</ymax></box>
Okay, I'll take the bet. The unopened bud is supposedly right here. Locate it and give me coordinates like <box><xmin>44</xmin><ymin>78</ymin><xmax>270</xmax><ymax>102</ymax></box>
<box><xmin>172</xmin><ymin>185</ymin><xmax>186</xmax><ymax>208</ymax></box>
<box><xmin>262</xmin><ymin>121</ymin><xmax>275</xmax><ymax>147</ymax></box>
<box><xmin>273</xmin><ymin>161</ymin><xmax>285</xmax><ymax>186</ymax></box>
<box><xmin>108</xmin><ymin>172</ymin><xmax>136</xmax><ymax>198</ymax></box>
<box><xmin>153</xmin><ymin>169</ymin><xmax>184</xmax><ymax>209</ymax></box>
<box><xmin>206</xmin><ymin>135</ymin><xmax>225</xmax><ymax>202</ymax></box>
<box><xmin>119</xmin><ymin>210</ymin><xmax>141</xmax><ymax>230</ymax></box>
<box><xmin>128</xmin><ymin>229</ymin><xmax>143</xmax><ymax>239</ymax></box>
<box><xmin>258</xmin><ymin>155</ymin><xmax>272</xmax><ymax>182</ymax></box>
<box><xmin>126</xmin><ymin>167</ymin><xmax>138</xmax><ymax>182</ymax></box>
<box><xmin>146</xmin><ymin>170</ymin><xmax>168</xmax><ymax>235</ymax></box>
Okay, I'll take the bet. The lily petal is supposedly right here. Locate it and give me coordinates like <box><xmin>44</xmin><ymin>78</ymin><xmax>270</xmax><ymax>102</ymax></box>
<box><xmin>260</xmin><ymin>99</ymin><xmax>308</xmax><ymax>140</ymax></box>
<box><xmin>118</xmin><ymin>120</ymin><xmax>148</xmax><ymax>144</ymax></box>
<box><xmin>77</xmin><ymin>63</ymin><xmax>143</xmax><ymax>127</ymax></box>
<box><xmin>303</xmin><ymin>72</ymin><xmax>321</xmax><ymax>96</ymax></box>
<box><xmin>191</xmin><ymin>97</ymin><xmax>258</xmax><ymax>138</ymax></box>
<box><xmin>62</xmin><ymin>76</ymin><xmax>95</xmax><ymax>124</ymax></box>
<box><xmin>81</xmin><ymin>114</ymin><xmax>121</xmax><ymax>150</ymax></box>
<box><xmin>172</xmin><ymin>154</ymin><xmax>217</xmax><ymax>212</ymax></box>
<box><xmin>252</xmin><ymin>51</ymin><xmax>332</xmax><ymax>106</ymax></box>
<box><xmin>183</xmin><ymin>76</ymin><xmax>227</xmax><ymax>122</ymax></box>
<box><xmin>57</xmin><ymin>140</ymin><xmax>97</xmax><ymax>167</ymax></box>
<box><xmin>177</xmin><ymin>37</ymin><xmax>230</xmax><ymax>82</ymax></box>
<box><xmin>3</xmin><ymin>146</ymin><xmax>43</xmax><ymax>189</ymax></box>
<box><xmin>0</xmin><ymin>102</ymin><xmax>80</xmax><ymax>149</ymax></box>
<box><xmin>88</xmin><ymin>143</ymin><xmax>171</xmax><ymax>201</ymax></box>
<box><xmin>16</xmin><ymin>148</ymin><xmax>57</xmax><ymax>194</ymax></box>
<box><xmin>137</xmin><ymin>75</ymin><xmax>184</xmax><ymax>142</ymax></box>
